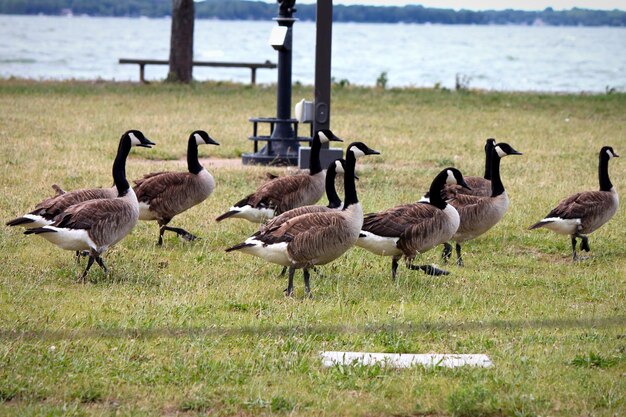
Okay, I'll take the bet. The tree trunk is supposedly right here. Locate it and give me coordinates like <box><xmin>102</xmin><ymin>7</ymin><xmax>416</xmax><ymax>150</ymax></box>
<box><xmin>167</xmin><ymin>0</ymin><xmax>194</xmax><ymax>83</ymax></box>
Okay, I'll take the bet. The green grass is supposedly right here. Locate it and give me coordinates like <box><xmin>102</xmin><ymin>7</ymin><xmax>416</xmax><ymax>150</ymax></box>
<box><xmin>0</xmin><ymin>79</ymin><xmax>625</xmax><ymax>416</ymax></box>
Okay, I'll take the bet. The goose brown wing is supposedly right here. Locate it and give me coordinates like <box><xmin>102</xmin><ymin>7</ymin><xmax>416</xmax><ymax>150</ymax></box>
<box><xmin>53</xmin><ymin>199</ymin><xmax>133</xmax><ymax>231</ymax></box>
<box><xmin>546</xmin><ymin>191</ymin><xmax>613</xmax><ymax>220</ymax></box>
<box><xmin>362</xmin><ymin>203</ymin><xmax>439</xmax><ymax>238</ymax></box>
<box><xmin>260</xmin><ymin>205</ymin><xmax>331</xmax><ymax>232</ymax></box>
<box><xmin>396</xmin><ymin>210</ymin><xmax>449</xmax><ymax>255</ymax></box>
<box><xmin>134</xmin><ymin>172</ymin><xmax>191</xmax><ymax>201</ymax></box>
<box><xmin>249</xmin><ymin>175</ymin><xmax>312</xmax><ymax>213</ymax></box>
<box><xmin>134</xmin><ymin>172</ymin><xmax>197</xmax><ymax>219</ymax></box>
<box><xmin>255</xmin><ymin>211</ymin><xmax>340</xmax><ymax>245</ymax></box>
<box><xmin>448</xmin><ymin>193</ymin><xmax>487</xmax><ymax>216</ymax></box>
<box><xmin>255</xmin><ymin>211</ymin><xmax>351</xmax><ymax>265</ymax></box>
<box><xmin>31</xmin><ymin>188</ymin><xmax>114</xmax><ymax>220</ymax></box>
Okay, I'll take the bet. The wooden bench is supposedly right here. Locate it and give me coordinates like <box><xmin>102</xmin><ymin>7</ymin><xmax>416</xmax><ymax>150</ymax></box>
<box><xmin>118</xmin><ymin>58</ymin><xmax>277</xmax><ymax>85</ymax></box>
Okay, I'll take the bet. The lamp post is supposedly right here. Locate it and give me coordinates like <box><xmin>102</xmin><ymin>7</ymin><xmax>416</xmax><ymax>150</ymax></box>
<box><xmin>272</xmin><ymin>0</ymin><xmax>297</xmax><ymax>145</ymax></box>
<box><xmin>242</xmin><ymin>0</ymin><xmax>299</xmax><ymax>166</ymax></box>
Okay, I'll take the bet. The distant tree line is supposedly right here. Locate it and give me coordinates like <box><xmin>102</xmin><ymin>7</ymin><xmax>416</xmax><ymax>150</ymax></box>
<box><xmin>1</xmin><ymin>0</ymin><xmax>625</xmax><ymax>26</ymax></box>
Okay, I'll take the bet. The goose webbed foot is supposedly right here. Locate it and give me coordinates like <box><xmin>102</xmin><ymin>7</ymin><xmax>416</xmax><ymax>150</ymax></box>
<box><xmin>407</xmin><ymin>263</ymin><xmax>450</xmax><ymax>276</ymax></box>
<box><xmin>180</xmin><ymin>231</ymin><xmax>199</xmax><ymax>242</ymax></box>
<box><xmin>442</xmin><ymin>242</ymin><xmax>452</xmax><ymax>264</ymax></box>
<box><xmin>158</xmin><ymin>225</ymin><xmax>199</xmax><ymax>245</ymax></box>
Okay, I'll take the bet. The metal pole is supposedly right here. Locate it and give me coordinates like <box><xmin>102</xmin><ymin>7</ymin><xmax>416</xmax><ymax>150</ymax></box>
<box><xmin>242</xmin><ymin>1</ymin><xmax>299</xmax><ymax>166</ymax></box>
<box><xmin>314</xmin><ymin>0</ymin><xmax>333</xmax><ymax>144</ymax></box>
<box><xmin>270</xmin><ymin>15</ymin><xmax>296</xmax><ymax>144</ymax></box>
<box><xmin>300</xmin><ymin>0</ymin><xmax>342</xmax><ymax>169</ymax></box>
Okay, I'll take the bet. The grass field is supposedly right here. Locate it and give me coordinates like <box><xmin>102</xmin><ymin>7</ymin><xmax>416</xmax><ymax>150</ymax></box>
<box><xmin>0</xmin><ymin>79</ymin><xmax>625</xmax><ymax>416</ymax></box>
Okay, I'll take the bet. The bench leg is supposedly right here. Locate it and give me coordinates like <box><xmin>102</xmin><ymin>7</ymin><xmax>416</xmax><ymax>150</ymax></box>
<box><xmin>251</xmin><ymin>68</ymin><xmax>257</xmax><ymax>85</ymax></box>
<box><xmin>139</xmin><ymin>64</ymin><xmax>146</xmax><ymax>84</ymax></box>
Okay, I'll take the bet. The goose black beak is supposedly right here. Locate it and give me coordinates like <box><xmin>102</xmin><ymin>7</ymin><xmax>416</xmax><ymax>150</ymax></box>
<box><xmin>208</xmin><ymin>138</ymin><xmax>220</xmax><ymax>146</ymax></box>
<box><xmin>330</xmin><ymin>135</ymin><xmax>344</xmax><ymax>143</ymax></box>
<box><xmin>459</xmin><ymin>179</ymin><xmax>472</xmax><ymax>190</ymax></box>
<box><xmin>138</xmin><ymin>139</ymin><xmax>156</xmax><ymax>148</ymax></box>
<box><xmin>366</xmin><ymin>148</ymin><xmax>381</xmax><ymax>155</ymax></box>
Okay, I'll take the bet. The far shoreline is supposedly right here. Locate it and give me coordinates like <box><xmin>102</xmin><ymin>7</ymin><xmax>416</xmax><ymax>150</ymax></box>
<box><xmin>1</xmin><ymin>76</ymin><xmax>623</xmax><ymax>96</ymax></box>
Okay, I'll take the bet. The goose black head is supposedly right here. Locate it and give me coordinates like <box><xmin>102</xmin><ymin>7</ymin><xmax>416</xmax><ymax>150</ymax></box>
<box><xmin>315</xmin><ymin>129</ymin><xmax>343</xmax><ymax>144</ymax></box>
<box><xmin>125</xmin><ymin>130</ymin><xmax>155</xmax><ymax>148</ymax></box>
<box><xmin>485</xmin><ymin>138</ymin><xmax>496</xmax><ymax>151</ymax></box>
<box><xmin>494</xmin><ymin>143</ymin><xmax>522</xmax><ymax>158</ymax></box>
<box><xmin>192</xmin><ymin>130</ymin><xmax>220</xmax><ymax>146</ymax></box>
<box><xmin>444</xmin><ymin>167</ymin><xmax>471</xmax><ymax>190</ymax></box>
<box><xmin>601</xmin><ymin>146</ymin><xmax>619</xmax><ymax>159</ymax></box>
<box><xmin>347</xmin><ymin>142</ymin><xmax>381</xmax><ymax>159</ymax></box>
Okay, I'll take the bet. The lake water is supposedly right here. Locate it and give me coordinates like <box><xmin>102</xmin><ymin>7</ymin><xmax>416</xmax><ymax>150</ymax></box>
<box><xmin>1</xmin><ymin>15</ymin><xmax>625</xmax><ymax>92</ymax></box>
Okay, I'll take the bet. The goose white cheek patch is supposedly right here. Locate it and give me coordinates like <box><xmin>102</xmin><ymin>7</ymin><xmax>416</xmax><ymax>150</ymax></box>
<box><xmin>335</xmin><ymin>161</ymin><xmax>345</xmax><ymax>174</ymax></box>
<box><xmin>446</xmin><ymin>169</ymin><xmax>457</xmax><ymax>184</ymax></box>
<box><xmin>195</xmin><ymin>133</ymin><xmax>205</xmax><ymax>145</ymax></box>
<box><xmin>129</xmin><ymin>132</ymin><xmax>141</xmax><ymax>146</ymax></box>
<box><xmin>318</xmin><ymin>131</ymin><xmax>330</xmax><ymax>143</ymax></box>
<box><xmin>351</xmin><ymin>148</ymin><xmax>366</xmax><ymax>159</ymax></box>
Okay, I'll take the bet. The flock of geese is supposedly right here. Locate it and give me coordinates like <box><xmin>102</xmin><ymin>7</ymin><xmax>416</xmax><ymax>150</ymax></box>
<box><xmin>6</xmin><ymin>129</ymin><xmax>620</xmax><ymax>296</ymax></box>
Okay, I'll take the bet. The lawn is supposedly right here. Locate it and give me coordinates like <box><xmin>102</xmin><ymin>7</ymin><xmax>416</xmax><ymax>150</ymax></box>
<box><xmin>0</xmin><ymin>79</ymin><xmax>625</xmax><ymax>416</ymax></box>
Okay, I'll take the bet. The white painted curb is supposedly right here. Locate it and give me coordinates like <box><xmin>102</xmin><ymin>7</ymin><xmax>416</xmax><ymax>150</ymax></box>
<box><xmin>320</xmin><ymin>351</ymin><xmax>493</xmax><ymax>368</ymax></box>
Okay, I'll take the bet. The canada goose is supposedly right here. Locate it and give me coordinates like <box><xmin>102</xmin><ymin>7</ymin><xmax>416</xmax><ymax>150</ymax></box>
<box><xmin>6</xmin><ymin>130</ymin><xmax>151</xmax><ymax>229</ymax></box>
<box><xmin>443</xmin><ymin>143</ymin><xmax>523</xmax><ymax>266</ymax></box>
<box><xmin>225</xmin><ymin>142</ymin><xmax>380</xmax><ymax>297</ymax></box>
<box><xmin>356</xmin><ymin>167</ymin><xmax>470</xmax><ymax>280</ymax></box>
<box><xmin>529</xmin><ymin>146</ymin><xmax>619</xmax><ymax>261</ymax></box>
<box><xmin>133</xmin><ymin>130</ymin><xmax>219</xmax><ymax>245</ymax></box>
<box><xmin>215</xmin><ymin>129</ymin><xmax>343</xmax><ymax>223</ymax></box>
<box><xmin>258</xmin><ymin>158</ymin><xmax>350</xmax><ymax>234</ymax></box>
<box><xmin>23</xmin><ymin>130</ymin><xmax>155</xmax><ymax>282</ymax></box>
<box><xmin>259</xmin><ymin>158</ymin><xmax>350</xmax><ymax>278</ymax></box>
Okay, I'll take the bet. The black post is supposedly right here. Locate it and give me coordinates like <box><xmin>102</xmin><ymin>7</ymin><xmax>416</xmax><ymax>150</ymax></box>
<box><xmin>314</xmin><ymin>0</ymin><xmax>332</xmax><ymax>138</ymax></box>
<box><xmin>298</xmin><ymin>0</ymin><xmax>341</xmax><ymax>170</ymax></box>
<box><xmin>271</xmin><ymin>9</ymin><xmax>296</xmax><ymax>145</ymax></box>
<box><xmin>242</xmin><ymin>0</ymin><xmax>299</xmax><ymax>166</ymax></box>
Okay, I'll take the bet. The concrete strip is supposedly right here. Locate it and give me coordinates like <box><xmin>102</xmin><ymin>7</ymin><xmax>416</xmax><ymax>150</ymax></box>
<box><xmin>320</xmin><ymin>351</ymin><xmax>493</xmax><ymax>368</ymax></box>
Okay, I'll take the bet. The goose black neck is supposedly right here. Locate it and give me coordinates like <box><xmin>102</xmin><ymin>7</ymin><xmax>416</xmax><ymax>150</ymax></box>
<box><xmin>342</xmin><ymin>152</ymin><xmax>359</xmax><ymax>209</ymax></box>
<box><xmin>113</xmin><ymin>137</ymin><xmax>131</xmax><ymax>196</ymax></box>
<box><xmin>599</xmin><ymin>152</ymin><xmax>613</xmax><ymax>191</ymax></box>
<box><xmin>427</xmin><ymin>172</ymin><xmax>448</xmax><ymax>210</ymax></box>
<box><xmin>325</xmin><ymin>165</ymin><xmax>342</xmax><ymax>209</ymax></box>
<box><xmin>309</xmin><ymin>136</ymin><xmax>323</xmax><ymax>175</ymax></box>
<box><xmin>484</xmin><ymin>145</ymin><xmax>493</xmax><ymax>180</ymax></box>
<box><xmin>490</xmin><ymin>152</ymin><xmax>505</xmax><ymax>197</ymax></box>
<box><xmin>187</xmin><ymin>136</ymin><xmax>203</xmax><ymax>175</ymax></box>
